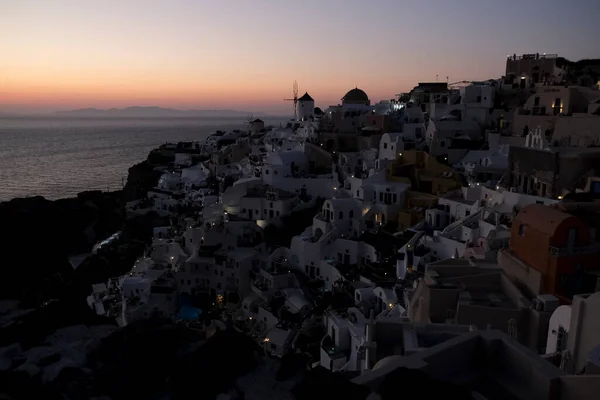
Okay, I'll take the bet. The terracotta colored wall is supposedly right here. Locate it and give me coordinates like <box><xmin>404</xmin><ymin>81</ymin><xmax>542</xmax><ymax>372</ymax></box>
<box><xmin>509</xmin><ymin>225</ymin><xmax>551</xmax><ymax>274</ymax></box>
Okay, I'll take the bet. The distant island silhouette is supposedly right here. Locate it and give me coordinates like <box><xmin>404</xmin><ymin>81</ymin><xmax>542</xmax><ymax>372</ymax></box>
<box><xmin>52</xmin><ymin>106</ymin><xmax>266</xmax><ymax>118</ymax></box>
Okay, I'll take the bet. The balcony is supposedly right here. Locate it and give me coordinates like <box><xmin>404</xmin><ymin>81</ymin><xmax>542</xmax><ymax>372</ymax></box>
<box><xmin>251</xmin><ymin>281</ymin><xmax>270</xmax><ymax>299</ymax></box>
<box><xmin>548</xmin><ymin>242</ymin><xmax>600</xmax><ymax>257</ymax></box>
<box><xmin>267</xmin><ymin>258</ymin><xmax>294</xmax><ymax>275</ymax></box>
<box><xmin>321</xmin><ymin>334</ymin><xmax>348</xmax><ymax>365</ymax></box>
<box><xmin>312</xmin><ymin>214</ymin><xmax>332</xmax><ymax>235</ymax></box>
<box><xmin>314</xmin><ymin>213</ymin><xmax>330</xmax><ymax>222</ymax></box>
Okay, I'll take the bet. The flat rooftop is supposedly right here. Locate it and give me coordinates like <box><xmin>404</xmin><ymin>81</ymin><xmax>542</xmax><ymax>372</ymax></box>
<box><xmin>463</xmin><ymin>291</ymin><xmax>517</xmax><ymax>309</ymax></box>
<box><xmin>354</xmin><ymin>330</ymin><xmax>566</xmax><ymax>400</ymax></box>
<box><xmin>442</xmin><ymin>194</ymin><xmax>477</xmax><ymax>206</ymax></box>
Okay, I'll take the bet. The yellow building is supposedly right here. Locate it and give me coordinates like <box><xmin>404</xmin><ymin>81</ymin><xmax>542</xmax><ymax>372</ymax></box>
<box><xmin>386</xmin><ymin>150</ymin><xmax>463</xmax><ymax>231</ymax></box>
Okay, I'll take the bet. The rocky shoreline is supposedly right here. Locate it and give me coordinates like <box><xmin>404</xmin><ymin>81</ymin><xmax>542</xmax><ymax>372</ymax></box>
<box><xmin>0</xmin><ymin>158</ymin><xmax>162</xmax><ymax>306</ymax></box>
<box><xmin>0</xmin><ymin>152</ymin><xmax>164</xmax><ymax>398</ymax></box>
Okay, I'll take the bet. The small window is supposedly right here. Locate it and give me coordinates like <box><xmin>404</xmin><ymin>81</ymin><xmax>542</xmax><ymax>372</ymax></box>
<box><xmin>356</xmin><ymin>190</ymin><xmax>360</xmax><ymax>197</ymax></box>
<box><xmin>383</xmin><ymin>143</ymin><xmax>388</xmax><ymax>149</ymax></box>
<box><xmin>519</xmin><ymin>224</ymin><xmax>526</xmax><ymax>236</ymax></box>
<box><xmin>265</xmin><ymin>169</ymin><xmax>269</xmax><ymax>175</ymax></box>
<box><xmin>349</xmin><ymin>210</ymin><xmax>354</xmax><ymax>218</ymax></box>
<box><xmin>338</xmin><ymin>211</ymin><xmax>343</xmax><ymax>219</ymax></box>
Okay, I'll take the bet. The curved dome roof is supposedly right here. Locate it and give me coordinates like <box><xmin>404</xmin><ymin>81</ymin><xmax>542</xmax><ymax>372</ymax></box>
<box><xmin>342</xmin><ymin>87</ymin><xmax>369</xmax><ymax>104</ymax></box>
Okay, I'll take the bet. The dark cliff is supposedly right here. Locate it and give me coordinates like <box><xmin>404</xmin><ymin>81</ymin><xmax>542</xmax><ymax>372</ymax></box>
<box><xmin>122</xmin><ymin>161</ymin><xmax>162</xmax><ymax>202</ymax></box>
<box><xmin>0</xmin><ymin>191</ymin><xmax>124</xmax><ymax>305</ymax></box>
<box><xmin>0</xmin><ymin>147</ymin><xmax>164</xmax><ymax>308</ymax></box>
<box><xmin>0</xmin><ymin>322</ymin><xmax>259</xmax><ymax>400</ymax></box>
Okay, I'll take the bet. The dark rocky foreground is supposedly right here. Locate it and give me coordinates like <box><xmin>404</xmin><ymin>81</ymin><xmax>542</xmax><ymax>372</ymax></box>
<box><xmin>0</xmin><ymin>321</ymin><xmax>256</xmax><ymax>399</ymax></box>
<box><xmin>0</xmin><ymin>319</ymin><xmax>353</xmax><ymax>400</ymax></box>
<box><xmin>0</xmin><ymin>190</ymin><xmax>124</xmax><ymax>305</ymax></box>
<box><xmin>0</xmin><ymin>318</ymin><xmax>471</xmax><ymax>400</ymax></box>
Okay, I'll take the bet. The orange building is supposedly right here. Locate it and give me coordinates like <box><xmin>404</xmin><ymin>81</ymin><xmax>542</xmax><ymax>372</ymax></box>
<box><xmin>499</xmin><ymin>203</ymin><xmax>600</xmax><ymax>303</ymax></box>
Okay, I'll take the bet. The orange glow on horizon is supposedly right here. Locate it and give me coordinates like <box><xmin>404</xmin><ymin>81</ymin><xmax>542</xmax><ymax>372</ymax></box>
<box><xmin>1</xmin><ymin>1</ymin><xmax>594</xmax><ymax>115</ymax></box>
<box><xmin>2</xmin><ymin>65</ymin><xmax>420</xmax><ymax>113</ymax></box>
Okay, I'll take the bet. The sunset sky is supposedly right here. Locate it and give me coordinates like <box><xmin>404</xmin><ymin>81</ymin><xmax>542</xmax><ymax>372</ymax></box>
<box><xmin>1</xmin><ymin>0</ymin><xmax>599</xmax><ymax>115</ymax></box>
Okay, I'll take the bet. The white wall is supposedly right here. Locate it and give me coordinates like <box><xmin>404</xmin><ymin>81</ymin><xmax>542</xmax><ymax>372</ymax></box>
<box><xmin>329</xmin><ymin>238</ymin><xmax>377</xmax><ymax>266</ymax></box>
<box><xmin>298</xmin><ymin>99</ymin><xmax>315</xmax><ymax>121</ymax></box>
<box><xmin>461</xmin><ymin>85</ymin><xmax>495</xmax><ymax>109</ymax></box>
<box><xmin>379</xmin><ymin>133</ymin><xmax>401</xmax><ymax>161</ymax></box>
<box><xmin>238</xmin><ymin>196</ymin><xmax>299</xmax><ymax>221</ymax></box>
<box><xmin>403</xmin><ymin>123</ymin><xmax>426</xmax><ymax>140</ymax></box>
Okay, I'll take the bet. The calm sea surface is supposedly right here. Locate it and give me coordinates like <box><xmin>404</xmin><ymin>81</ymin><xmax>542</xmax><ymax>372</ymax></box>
<box><xmin>0</xmin><ymin>116</ymin><xmax>285</xmax><ymax>201</ymax></box>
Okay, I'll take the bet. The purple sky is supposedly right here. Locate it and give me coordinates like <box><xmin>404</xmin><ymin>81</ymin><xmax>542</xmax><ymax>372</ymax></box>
<box><xmin>1</xmin><ymin>0</ymin><xmax>599</xmax><ymax>114</ymax></box>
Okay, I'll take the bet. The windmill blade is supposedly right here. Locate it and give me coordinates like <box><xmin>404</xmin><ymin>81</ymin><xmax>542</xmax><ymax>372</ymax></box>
<box><xmin>293</xmin><ymin>80</ymin><xmax>299</xmax><ymax>97</ymax></box>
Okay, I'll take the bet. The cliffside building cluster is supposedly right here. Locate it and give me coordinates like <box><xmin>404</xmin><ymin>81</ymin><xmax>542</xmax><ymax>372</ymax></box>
<box><xmin>86</xmin><ymin>53</ymin><xmax>600</xmax><ymax>400</ymax></box>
